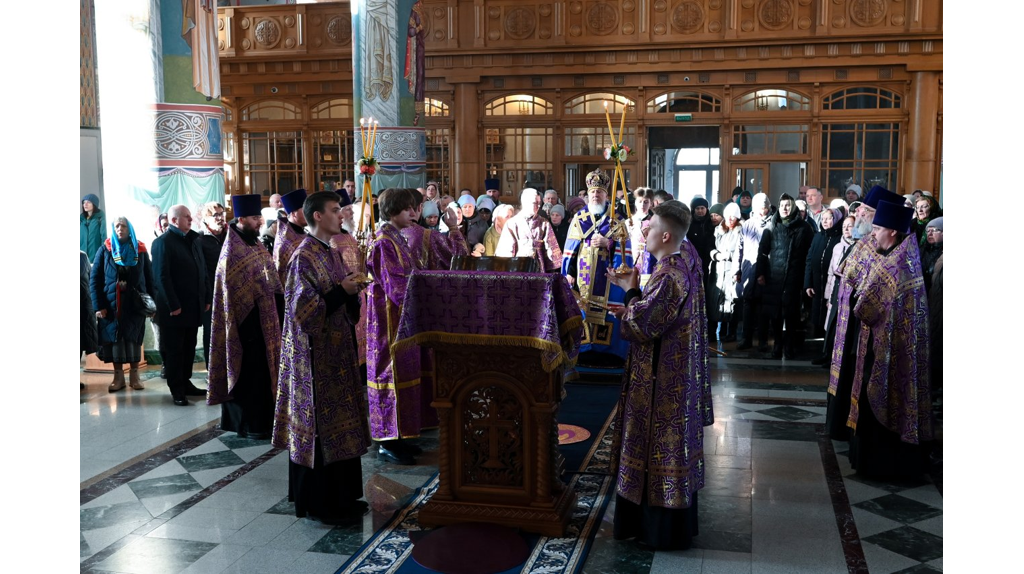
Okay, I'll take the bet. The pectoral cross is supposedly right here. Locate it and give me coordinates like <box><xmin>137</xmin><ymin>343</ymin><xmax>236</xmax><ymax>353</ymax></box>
<box><xmin>476</xmin><ymin>400</ymin><xmax>516</xmax><ymax>469</ymax></box>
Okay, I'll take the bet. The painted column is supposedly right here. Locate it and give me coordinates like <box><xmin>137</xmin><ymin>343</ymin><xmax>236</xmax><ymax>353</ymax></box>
<box><xmin>352</xmin><ymin>0</ymin><xmax>427</xmax><ymax>196</ymax></box>
<box><xmin>905</xmin><ymin>71</ymin><xmax>939</xmax><ymax>193</ymax></box>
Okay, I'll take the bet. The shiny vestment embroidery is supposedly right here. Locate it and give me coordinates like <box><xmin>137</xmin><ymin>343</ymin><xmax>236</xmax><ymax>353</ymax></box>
<box><xmin>828</xmin><ymin>237</ymin><xmax>881</xmax><ymax>396</ymax></box>
<box><xmin>613</xmin><ymin>246</ymin><xmax>714</xmax><ymax>509</ymax></box>
<box><xmin>272</xmin><ymin>236</ymin><xmax>369</xmax><ymax>468</ymax></box>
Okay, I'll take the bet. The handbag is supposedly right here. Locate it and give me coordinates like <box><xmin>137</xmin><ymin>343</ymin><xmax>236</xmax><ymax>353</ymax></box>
<box><xmin>133</xmin><ymin>289</ymin><xmax>157</xmax><ymax>317</ymax></box>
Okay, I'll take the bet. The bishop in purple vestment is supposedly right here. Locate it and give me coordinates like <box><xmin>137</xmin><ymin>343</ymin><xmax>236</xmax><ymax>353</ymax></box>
<box><xmin>607</xmin><ymin>201</ymin><xmax>714</xmax><ymax>550</ymax></box>
<box><xmin>495</xmin><ymin>187</ymin><xmax>563</xmax><ymax>272</ymax></box>
<box><xmin>846</xmin><ymin>200</ymin><xmax>933</xmax><ymax>480</ymax></box>
<box><xmin>208</xmin><ymin>195</ymin><xmax>283</xmax><ymax>439</ymax></box>
<box><xmin>367</xmin><ymin>188</ymin><xmax>431</xmax><ymax>465</ymax></box>
<box><xmin>273</xmin><ymin>188</ymin><xmax>308</xmax><ymax>288</ymax></box>
<box><xmin>272</xmin><ymin>191</ymin><xmax>370</xmax><ymax>524</ymax></box>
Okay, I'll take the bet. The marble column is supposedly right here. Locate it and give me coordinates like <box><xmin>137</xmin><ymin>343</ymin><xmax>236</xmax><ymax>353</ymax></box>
<box><xmin>352</xmin><ymin>0</ymin><xmax>427</xmax><ymax>196</ymax></box>
<box><xmin>905</xmin><ymin>71</ymin><xmax>939</xmax><ymax>194</ymax></box>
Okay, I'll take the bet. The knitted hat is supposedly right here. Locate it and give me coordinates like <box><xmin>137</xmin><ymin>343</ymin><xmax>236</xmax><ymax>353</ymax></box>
<box><xmin>550</xmin><ymin>205</ymin><xmax>566</xmax><ymax>218</ymax></box>
<box><xmin>709</xmin><ymin>203</ymin><xmax>725</xmax><ymax>217</ymax></box>
<box><xmin>231</xmin><ymin>194</ymin><xmax>263</xmax><ymax>218</ymax></box>
<box><xmin>281</xmin><ymin>189</ymin><xmax>307</xmax><ymax>214</ymax></box>
<box><xmin>751</xmin><ymin>192</ymin><xmax>770</xmax><ymax>212</ymax></box>
<box><xmin>421</xmin><ymin>201</ymin><xmax>439</xmax><ymax>217</ymax></box>
<box><xmin>846</xmin><ymin>184</ymin><xmax>863</xmax><ymax>198</ymax></box>
<box><xmin>872</xmin><ymin>200</ymin><xmax>915</xmax><ymax>233</ymax></box>
<box><xmin>723</xmin><ymin>202</ymin><xmax>741</xmax><ymax>220</ymax></box>
<box><xmin>690</xmin><ymin>197</ymin><xmax>710</xmax><ymax>211</ymax></box>
<box><xmin>82</xmin><ymin>193</ymin><xmax>100</xmax><ymax>208</ymax></box>
<box><xmin>566</xmin><ymin>197</ymin><xmax>587</xmax><ymax>215</ymax></box>
<box><xmin>926</xmin><ymin>216</ymin><xmax>943</xmax><ymax>231</ymax></box>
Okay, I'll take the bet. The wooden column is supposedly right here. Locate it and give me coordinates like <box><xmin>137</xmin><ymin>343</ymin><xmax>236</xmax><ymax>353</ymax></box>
<box><xmin>453</xmin><ymin>82</ymin><xmax>480</xmax><ymax>191</ymax></box>
<box><xmin>905</xmin><ymin>71</ymin><xmax>939</xmax><ymax>193</ymax></box>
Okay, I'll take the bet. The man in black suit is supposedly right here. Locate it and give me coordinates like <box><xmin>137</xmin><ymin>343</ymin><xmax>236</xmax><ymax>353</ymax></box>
<box><xmin>151</xmin><ymin>204</ymin><xmax>211</xmax><ymax>406</ymax></box>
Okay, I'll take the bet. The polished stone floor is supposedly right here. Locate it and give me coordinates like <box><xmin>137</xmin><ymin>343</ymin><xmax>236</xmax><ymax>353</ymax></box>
<box><xmin>80</xmin><ymin>343</ymin><xmax>942</xmax><ymax>573</ymax></box>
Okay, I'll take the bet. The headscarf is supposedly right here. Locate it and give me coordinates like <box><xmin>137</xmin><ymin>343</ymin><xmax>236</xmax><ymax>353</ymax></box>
<box><xmin>476</xmin><ymin>196</ymin><xmax>497</xmax><ymax>212</ymax></box>
<box><xmin>736</xmin><ymin>190</ymin><xmax>753</xmax><ymax>218</ymax></box>
<box><xmin>110</xmin><ymin>218</ymin><xmax>139</xmax><ymax>267</ymax></box>
<box><xmin>155</xmin><ymin>213</ymin><xmax>168</xmax><ymax>237</ymax></box>
<box><xmin>829</xmin><ymin>198</ymin><xmax>849</xmax><ymax>217</ymax></box>
<box><xmin>566</xmin><ymin>197</ymin><xmax>587</xmax><ymax>216</ymax></box>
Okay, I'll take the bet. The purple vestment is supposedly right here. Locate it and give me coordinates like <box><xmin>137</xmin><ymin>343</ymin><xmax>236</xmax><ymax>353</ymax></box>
<box><xmin>273</xmin><ymin>218</ymin><xmax>306</xmax><ymax>287</ymax></box>
<box><xmin>848</xmin><ymin>235</ymin><xmax>932</xmax><ymax>444</ymax></box>
<box><xmin>401</xmin><ymin>225</ymin><xmax>466</xmax><ymax>271</ymax></box>
<box><xmin>495</xmin><ymin>213</ymin><xmax>563</xmax><ymax>272</ymax></box>
<box><xmin>828</xmin><ymin>237</ymin><xmax>881</xmax><ymax>396</ymax></box>
<box><xmin>367</xmin><ymin>223</ymin><xmax>433</xmax><ymax>439</ymax></box>
<box><xmin>330</xmin><ymin>231</ymin><xmax>367</xmax><ymax>365</ymax></box>
<box><xmin>208</xmin><ymin>224</ymin><xmax>283</xmax><ymax>405</ymax></box>
<box><xmin>272</xmin><ymin>235</ymin><xmax>369</xmax><ymax>467</ymax></box>
<box><xmin>614</xmin><ymin>249</ymin><xmax>714</xmax><ymax>509</ymax></box>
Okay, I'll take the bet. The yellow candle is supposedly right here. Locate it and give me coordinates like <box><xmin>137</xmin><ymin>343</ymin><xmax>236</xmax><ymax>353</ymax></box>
<box><xmin>371</xmin><ymin>121</ymin><xmax>379</xmax><ymax>157</ymax></box>
<box><xmin>617</xmin><ymin>105</ymin><xmax>626</xmax><ymax>145</ymax></box>
<box><xmin>359</xmin><ymin>118</ymin><xmax>367</xmax><ymax>153</ymax></box>
<box><xmin>603</xmin><ymin>103</ymin><xmax>616</xmax><ymax>144</ymax></box>
<box><xmin>618</xmin><ymin>164</ymin><xmax>632</xmax><ymax>219</ymax></box>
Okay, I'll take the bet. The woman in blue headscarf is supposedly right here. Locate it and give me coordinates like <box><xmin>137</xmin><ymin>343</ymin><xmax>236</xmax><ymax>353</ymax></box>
<box><xmin>90</xmin><ymin>217</ymin><xmax>155</xmax><ymax>392</ymax></box>
<box><xmin>80</xmin><ymin>194</ymin><xmax>106</xmax><ymax>263</ymax></box>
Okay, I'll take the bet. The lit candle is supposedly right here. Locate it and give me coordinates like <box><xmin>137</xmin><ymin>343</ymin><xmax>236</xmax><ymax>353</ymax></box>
<box><xmin>370</xmin><ymin>120</ymin><xmax>379</xmax><ymax>157</ymax></box>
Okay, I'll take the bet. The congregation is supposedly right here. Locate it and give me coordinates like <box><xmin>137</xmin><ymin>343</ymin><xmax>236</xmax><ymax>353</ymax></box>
<box><xmin>79</xmin><ymin>170</ymin><xmax>943</xmax><ymax>551</ymax></box>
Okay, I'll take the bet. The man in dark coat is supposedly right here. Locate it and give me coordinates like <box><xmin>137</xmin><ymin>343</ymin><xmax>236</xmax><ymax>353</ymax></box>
<box><xmin>196</xmin><ymin>202</ymin><xmax>227</xmax><ymax>369</ymax></box>
<box><xmin>151</xmin><ymin>204</ymin><xmax>211</xmax><ymax>406</ymax></box>
<box><xmin>756</xmin><ymin>194</ymin><xmax>813</xmax><ymax>359</ymax></box>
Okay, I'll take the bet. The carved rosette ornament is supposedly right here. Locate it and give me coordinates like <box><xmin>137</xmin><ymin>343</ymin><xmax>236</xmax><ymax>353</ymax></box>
<box><xmin>850</xmin><ymin>0</ymin><xmax>887</xmax><ymax>27</ymax></box>
<box><xmin>504</xmin><ymin>8</ymin><xmax>537</xmax><ymax>40</ymax></box>
<box><xmin>254</xmin><ymin>18</ymin><xmax>281</xmax><ymax>48</ymax></box>
<box><xmin>758</xmin><ymin>0</ymin><xmax>794</xmax><ymax>31</ymax></box>
<box><xmin>671</xmin><ymin>1</ymin><xmax>706</xmax><ymax>34</ymax></box>
<box><xmin>327</xmin><ymin>15</ymin><xmax>351</xmax><ymax>45</ymax></box>
<box><xmin>587</xmin><ymin>2</ymin><xmax>618</xmax><ymax>36</ymax></box>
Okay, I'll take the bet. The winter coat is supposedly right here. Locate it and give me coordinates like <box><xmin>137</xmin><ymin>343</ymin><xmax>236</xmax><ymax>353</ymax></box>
<box><xmin>737</xmin><ymin>214</ymin><xmax>773</xmax><ymax>299</ymax></box>
<box><xmin>928</xmin><ymin>255</ymin><xmax>943</xmax><ymax>395</ymax></box>
<box><xmin>151</xmin><ymin>226</ymin><xmax>210</xmax><ymax>329</ymax></box>
<box><xmin>91</xmin><ymin>241</ymin><xmax>155</xmax><ymax>346</ymax></box>
<box><xmin>197</xmin><ymin>227</ymin><xmax>227</xmax><ymax>301</ymax></box>
<box><xmin>80</xmin><ymin>252</ymin><xmax>98</xmax><ymax>355</ymax></box>
<box><xmin>803</xmin><ymin>223</ymin><xmax>843</xmax><ymax>330</ymax></box>
<box><xmin>709</xmin><ymin>225</ymin><xmax>742</xmax><ymax>316</ymax></box>
<box><xmin>687</xmin><ymin>215</ymin><xmax>717</xmax><ymax>272</ymax></box>
<box><xmin>823</xmin><ymin>238</ymin><xmax>855</xmax><ymax>325</ymax></box>
<box><xmin>920</xmin><ymin>241</ymin><xmax>943</xmax><ymax>292</ymax></box>
<box><xmin>757</xmin><ymin>213</ymin><xmax>813</xmax><ymax>313</ymax></box>
<box><xmin>80</xmin><ymin>211</ymin><xmax>106</xmax><ymax>263</ymax></box>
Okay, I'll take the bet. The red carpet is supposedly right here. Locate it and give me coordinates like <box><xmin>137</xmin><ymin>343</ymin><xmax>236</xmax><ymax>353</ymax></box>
<box><xmin>410</xmin><ymin>522</ymin><xmax>531</xmax><ymax>574</ymax></box>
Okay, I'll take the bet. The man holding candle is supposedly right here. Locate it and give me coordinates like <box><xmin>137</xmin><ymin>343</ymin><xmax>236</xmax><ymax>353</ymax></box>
<box><xmin>606</xmin><ymin>199</ymin><xmax>714</xmax><ymax>550</ymax></box>
<box><xmin>561</xmin><ymin>169</ymin><xmax>633</xmax><ymax>365</ymax></box>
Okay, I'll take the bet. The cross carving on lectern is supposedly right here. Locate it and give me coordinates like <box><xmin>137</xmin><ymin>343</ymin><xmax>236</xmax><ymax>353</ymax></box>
<box><xmin>477</xmin><ymin>400</ymin><xmax>516</xmax><ymax>469</ymax></box>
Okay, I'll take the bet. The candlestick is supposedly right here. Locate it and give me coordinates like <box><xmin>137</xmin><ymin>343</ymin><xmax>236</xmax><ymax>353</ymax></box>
<box><xmin>617</xmin><ymin>105</ymin><xmax>626</xmax><ymax>145</ymax></box>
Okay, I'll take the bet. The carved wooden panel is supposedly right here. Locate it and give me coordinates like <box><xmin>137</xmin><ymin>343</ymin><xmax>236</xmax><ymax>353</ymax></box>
<box><xmin>218</xmin><ymin>5</ymin><xmax>352</xmax><ymax>59</ymax></box>
<box><xmin>422</xmin><ymin>1</ymin><xmax>458</xmax><ymax>50</ymax></box>
<box><xmin>564</xmin><ymin>0</ymin><xmax>639</xmax><ymax>44</ymax></box>
<box><xmin>650</xmin><ymin>0</ymin><xmax>727</xmax><ymax>41</ymax></box>
<box><xmin>482</xmin><ymin>2</ymin><xmax>558</xmax><ymax>45</ymax></box>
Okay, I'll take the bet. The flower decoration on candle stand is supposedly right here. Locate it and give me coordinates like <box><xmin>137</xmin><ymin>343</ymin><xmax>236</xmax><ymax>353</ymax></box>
<box><xmin>352</xmin><ymin>117</ymin><xmax>380</xmax><ymax>285</ymax></box>
<box><xmin>602</xmin><ymin>101</ymin><xmax>634</xmax><ymax>274</ymax></box>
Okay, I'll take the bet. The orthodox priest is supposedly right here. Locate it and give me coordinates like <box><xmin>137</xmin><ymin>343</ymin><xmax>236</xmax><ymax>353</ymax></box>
<box><xmin>273</xmin><ymin>188</ymin><xmax>308</xmax><ymax>287</ymax></box>
<box><xmin>562</xmin><ymin>169</ymin><xmax>633</xmax><ymax>365</ymax></box>
<box><xmin>846</xmin><ymin>200</ymin><xmax>932</xmax><ymax>479</ymax></box>
<box><xmin>825</xmin><ymin>185</ymin><xmax>904</xmax><ymax>441</ymax></box>
<box><xmin>495</xmin><ymin>187</ymin><xmax>563</xmax><ymax>272</ymax></box>
<box><xmin>272</xmin><ymin>191</ymin><xmax>370</xmax><ymax>525</ymax></box>
<box><xmin>607</xmin><ymin>200</ymin><xmax>714</xmax><ymax>550</ymax></box>
<box><xmin>207</xmin><ymin>195</ymin><xmax>283</xmax><ymax>439</ymax></box>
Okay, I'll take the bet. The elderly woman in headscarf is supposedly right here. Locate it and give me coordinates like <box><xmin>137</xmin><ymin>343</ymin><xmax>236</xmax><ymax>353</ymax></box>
<box><xmin>548</xmin><ymin>204</ymin><xmax>570</xmax><ymax>250</ymax></box>
<box><xmin>90</xmin><ymin>216</ymin><xmax>156</xmax><ymax>392</ymax></box>
<box><xmin>803</xmin><ymin>208</ymin><xmax>844</xmax><ymax>338</ymax></box>
<box><xmin>911</xmin><ymin>195</ymin><xmax>942</xmax><ymax>247</ymax></box>
<box><xmin>81</xmin><ymin>194</ymin><xmax>107</xmax><ymax>264</ymax></box>
<box><xmin>421</xmin><ymin>200</ymin><xmax>442</xmax><ymax>231</ymax></box>
<box><xmin>484</xmin><ymin>203</ymin><xmax>517</xmax><ymax>256</ymax></box>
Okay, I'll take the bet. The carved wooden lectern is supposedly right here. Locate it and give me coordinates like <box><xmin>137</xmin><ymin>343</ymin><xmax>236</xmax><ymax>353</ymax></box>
<box><xmin>393</xmin><ymin>265</ymin><xmax>583</xmax><ymax>537</ymax></box>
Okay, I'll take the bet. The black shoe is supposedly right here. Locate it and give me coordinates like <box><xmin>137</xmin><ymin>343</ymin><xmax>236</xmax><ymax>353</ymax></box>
<box><xmin>378</xmin><ymin>444</ymin><xmax>416</xmax><ymax>465</ymax></box>
<box><xmin>183</xmin><ymin>383</ymin><xmax>207</xmax><ymax>397</ymax></box>
<box><xmin>172</xmin><ymin>395</ymin><xmax>190</xmax><ymax>406</ymax></box>
<box><xmin>160</xmin><ymin>366</ymin><xmax>167</xmax><ymax>379</ymax></box>
<box><xmin>396</xmin><ymin>440</ymin><xmax>423</xmax><ymax>455</ymax></box>
<box><xmin>737</xmin><ymin>341</ymin><xmax>753</xmax><ymax>350</ymax></box>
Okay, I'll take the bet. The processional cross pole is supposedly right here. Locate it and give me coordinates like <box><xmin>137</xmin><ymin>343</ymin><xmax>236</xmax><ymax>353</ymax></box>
<box><xmin>602</xmin><ymin>101</ymin><xmax>633</xmax><ymax>274</ymax></box>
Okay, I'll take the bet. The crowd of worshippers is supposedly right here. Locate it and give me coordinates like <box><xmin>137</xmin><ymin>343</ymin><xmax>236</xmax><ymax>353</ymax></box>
<box><xmin>78</xmin><ymin>173</ymin><xmax>943</xmax><ymax>539</ymax></box>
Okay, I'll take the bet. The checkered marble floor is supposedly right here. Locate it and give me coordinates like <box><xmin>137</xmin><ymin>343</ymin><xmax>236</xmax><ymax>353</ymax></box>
<box><xmin>80</xmin><ymin>350</ymin><xmax>942</xmax><ymax>574</ymax></box>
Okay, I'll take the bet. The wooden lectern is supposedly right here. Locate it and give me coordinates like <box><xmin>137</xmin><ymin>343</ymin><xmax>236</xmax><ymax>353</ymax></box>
<box><xmin>394</xmin><ymin>265</ymin><xmax>583</xmax><ymax>537</ymax></box>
